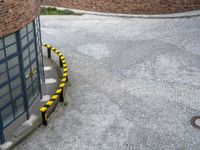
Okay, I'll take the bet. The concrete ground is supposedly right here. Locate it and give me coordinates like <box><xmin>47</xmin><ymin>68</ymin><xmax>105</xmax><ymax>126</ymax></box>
<box><xmin>15</xmin><ymin>15</ymin><xmax>200</xmax><ymax>150</ymax></box>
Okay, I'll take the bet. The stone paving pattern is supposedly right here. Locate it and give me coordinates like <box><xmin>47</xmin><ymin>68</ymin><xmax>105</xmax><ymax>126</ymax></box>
<box><xmin>15</xmin><ymin>15</ymin><xmax>200</xmax><ymax>150</ymax></box>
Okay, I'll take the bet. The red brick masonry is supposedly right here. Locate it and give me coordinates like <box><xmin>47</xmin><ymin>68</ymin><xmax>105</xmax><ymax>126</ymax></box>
<box><xmin>0</xmin><ymin>0</ymin><xmax>41</xmax><ymax>37</ymax></box>
<box><xmin>42</xmin><ymin>0</ymin><xmax>200</xmax><ymax>15</ymax></box>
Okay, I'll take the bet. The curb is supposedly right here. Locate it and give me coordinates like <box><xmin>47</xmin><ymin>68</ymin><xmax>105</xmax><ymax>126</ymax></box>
<box><xmin>41</xmin><ymin>5</ymin><xmax>200</xmax><ymax>19</ymax></box>
<box><xmin>0</xmin><ymin>116</ymin><xmax>41</xmax><ymax>150</ymax></box>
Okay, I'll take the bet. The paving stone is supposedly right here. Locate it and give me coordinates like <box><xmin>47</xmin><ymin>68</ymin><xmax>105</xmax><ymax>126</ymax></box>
<box><xmin>15</xmin><ymin>15</ymin><xmax>200</xmax><ymax>150</ymax></box>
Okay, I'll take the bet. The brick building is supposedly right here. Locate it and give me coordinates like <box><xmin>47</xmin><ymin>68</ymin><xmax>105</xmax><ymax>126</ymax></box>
<box><xmin>42</xmin><ymin>0</ymin><xmax>200</xmax><ymax>14</ymax></box>
<box><xmin>0</xmin><ymin>0</ymin><xmax>43</xmax><ymax>144</ymax></box>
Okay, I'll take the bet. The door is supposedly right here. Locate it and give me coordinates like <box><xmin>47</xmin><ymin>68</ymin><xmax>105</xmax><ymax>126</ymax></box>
<box><xmin>20</xmin><ymin>22</ymin><xmax>41</xmax><ymax>107</ymax></box>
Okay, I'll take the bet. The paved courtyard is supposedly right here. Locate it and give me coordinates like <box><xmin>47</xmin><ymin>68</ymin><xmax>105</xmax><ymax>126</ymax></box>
<box><xmin>15</xmin><ymin>14</ymin><xmax>200</xmax><ymax>150</ymax></box>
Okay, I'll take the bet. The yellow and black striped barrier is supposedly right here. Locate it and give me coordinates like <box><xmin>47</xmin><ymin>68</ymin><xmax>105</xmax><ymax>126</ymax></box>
<box><xmin>40</xmin><ymin>44</ymin><xmax>68</xmax><ymax>126</ymax></box>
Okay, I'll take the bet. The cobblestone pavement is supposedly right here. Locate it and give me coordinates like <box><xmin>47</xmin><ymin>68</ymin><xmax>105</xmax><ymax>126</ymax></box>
<box><xmin>15</xmin><ymin>15</ymin><xmax>200</xmax><ymax>150</ymax></box>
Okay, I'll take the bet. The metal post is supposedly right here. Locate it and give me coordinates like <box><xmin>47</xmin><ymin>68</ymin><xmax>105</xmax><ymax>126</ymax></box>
<box><xmin>66</xmin><ymin>76</ymin><xmax>69</xmax><ymax>83</ymax></box>
<box><xmin>59</xmin><ymin>58</ymin><xmax>63</xmax><ymax>68</ymax></box>
<box><xmin>16</xmin><ymin>31</ymin><xmax>30</xmax><ymax>120</ymax></box>
<box><xmin>41</xmin><ymin>111</ymin><xmax>47</xmax><ymax>126</ymax></box>
<box><xmin>40</xmin><ymin>107</ymin><xmax>48</xmax><ymax>126</ymax></box>
<box><xmin>40</xmin><ymin>107</ymin><xmax>47</xmax><ymax>126</ymax></box>
<box><xmin>38</xmin><ymin>16</ymin><xmax>45</xmax><ymax>82</ymax></box>
<box><xmin>56</xmin><ymin>89</ymin><xmax>64</xmax><ymax>103</ymax></box>
<box><xmin>47</xmin><ymin>48</ymin><xmax>51</xmax><ymax>59</ymax></box>
<box><xmin>0</xmin><ymin>133</ymin><xmax>5</xmax><ymax>144</ymax></box>
<box><xmin>60</xmin><ymin>89</ymin><xmax>64</xmax><ymax>102</ymax></box>
<box><xmin>33</xmin><ymin>21</ymin><xmax>43</xmax><ymax>99</ymax></box>
<box><xmin>0</xmin><ymin>114</ymin><xmax>5</xmax><ymax>144</ymax></box>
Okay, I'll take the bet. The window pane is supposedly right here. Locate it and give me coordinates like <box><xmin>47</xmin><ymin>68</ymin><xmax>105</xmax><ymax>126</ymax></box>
<box><xmin>4</xmin><ymin>34</ymin><xmax>16</xmax><ymax>46</ymax></box>
<box><xmin>2</xmin><ymin>105</ymin><xmax>14</xmax><ymax>127</ymax></box>
<box><xmin>0</xmin><ymin>85</ymin><xmax>9</xmax><ymax>98</ymax></box>
<box><xmin>30</xmin><ymin>51</ymin><xmax>36</xmax><ymax>62</ymax></box>
<box><xmin>9</xmin><ymin>65</ymin><xmax>19</xmax><ymax>78</ymax></box>
<box><xmin>28</xmin><ymin>31</ymin><xmax>34</xmax><ymax>41</ymax></box>
<box><xmin>25</xmin><ymin>67</ymin><xmax>31</xmax><ymax>88</ymax></box>
<box><xmin>21</xmin><ymin>36</ymin><xmax>28</xmax><ymax>48</ymax></box>
<box><xmin>11</xmin><ymin>86</ymin><xmax>22</xmax><ymax>99</ymax></box>
<box><xmin>7</xmin><ymin>56</ymin><xmax>19</xmax><ymax>69</ymax></box>
<box><xmin>24</xmin><ymin>57</ymin><xmax>30</xmax><ymax>68</ymax></box>
<box><xmin>25</xmin><ymin>67</ymin><xmax>31</xmax><ymax>76</ymax></box>
<box><xmin>15</xmin><ymin>97</ymin><xmax>25</xmax><ymax>117</ymax></box>
<box><xmin>0</xmin><ymin>49</ymin><xmax>5</xmax><ymax>60</ymax></box>
<box><xmin>32</xmin><ymin>71</ymin><xmax>37</xmax><ymax>81</ymax></box>
<box><xmin>10</xmin><ymin>78</ymin><xmax>22</xmax><ymax>99</ymax></box>
<box><xmin>10</xmin><ymin>78</ymin><xmax>21</xmax><ymax>89</ymax></box>
<box><xmin>0</xmin><ymin>63</ymin><xmax>6</xmax><ymax>74</ymax></box>
<box><xmin>20</xmin><ymin>27</ymin><xmax>27</xmax><ymax>38</ymax></box>
<box><xmin>23</xmin><ymin>47</ymin><xmax>29</xmax><ymax>59</ymax></box>
<box><xmin>27</xmin><ymin>87</ymin><xmax>34</xmax><ymax>105</ymax></box>
<box><xmin>32</xmin><ymin>61</ymin><xmax>37</xmax><ymax>69</ymax></box>
<box><xmin>5</xmin><ymin>43</ymin><xmax>17</xmax><ymax>56</ymax></box>
<box><xmin>27</xmin><ymin>22</ymin><xmax>33</xmax><ymax>32</ymax></box>
<box><xmin>29</xmin><ymin>43</ymin><xmax>35</xmax><ymax>53</ymax></box>
<box><xmin>0</xmin><ymin>72</ymin><xmax>8</xmax><ymax>85</ymax></box>
<box><xmin>26</xmin><ymin>77</ymin><xmax>32</xmax><ymax>88</ymax></box>
<box><xmin>33</xmin><ymin>81</ymin><xmax>39</xmax><ymax>97</ymax></box>
<box><xmin>0</xmin><ymin>39</ymin><xmax>3</xmax><ymax>49</ymax></box>
<box><xmin>35</xmin><ymin>25</ymin><xmax>38</xmax><ymax>33</ymax></box>
<box><xmin>0</xmin><ymin>94</ymin><xmax>11</xmax><ymax>108</ymax></box>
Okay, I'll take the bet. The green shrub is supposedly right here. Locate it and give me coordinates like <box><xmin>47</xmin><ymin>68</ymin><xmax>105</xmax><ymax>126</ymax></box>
<box><xmin>40</xmin><ymin>7</ymin><xmax>83</xmax><ymax>15</ymax></box>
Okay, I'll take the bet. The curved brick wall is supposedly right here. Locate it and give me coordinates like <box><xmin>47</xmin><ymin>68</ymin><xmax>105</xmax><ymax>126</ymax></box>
<box><xmin>42</xmin><ymin>0</ymin><xmax>200</xmax><ymax>15</ymax></box>
<box><xmin>0</xmin><ymin>0</ymin><xmax>41</xmax><ymax>37</ymax></box>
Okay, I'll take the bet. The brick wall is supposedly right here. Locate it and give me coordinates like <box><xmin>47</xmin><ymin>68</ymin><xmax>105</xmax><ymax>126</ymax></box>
<box><xmin>0</xmin><ymin>0</ymin><xmax>41</xmax><ymax>37</ymax></box>
<box><xmin>42</xmin><ymin>0</ymin><xmax>200</xmax><ymax>14</ymax></box>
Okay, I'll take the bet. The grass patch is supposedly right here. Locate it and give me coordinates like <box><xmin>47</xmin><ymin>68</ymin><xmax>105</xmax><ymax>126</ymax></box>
<box><xmin>40</xmin><ymin>7</ymin><xmax>83</xmax><ymax>15</ymax></box>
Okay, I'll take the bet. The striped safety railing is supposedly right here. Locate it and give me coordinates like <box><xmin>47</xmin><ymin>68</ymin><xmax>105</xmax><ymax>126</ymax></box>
<box><xmin>40</xmin><ymin>44</ymin><xmax>68</xmax><ymax>126</ymax></box>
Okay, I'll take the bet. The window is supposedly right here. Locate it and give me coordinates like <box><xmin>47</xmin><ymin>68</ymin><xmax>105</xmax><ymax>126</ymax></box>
<box><xmin>0</xmin><ymin>63</ymin><xmax>7</xmax><ymax>75</ymax></box>
<box><xmin>0</xmin><ymin>85</ymin><xmax>11</xmax><ymax>108</ymax></box>
<box><xmin>28</xmin><ymin>31</ymin><xmax>34</xmax><ymax>41</ymax></box>
<box><xmin>9</xmin><ymin>65</ymin><xmax>20</xmax><ymax>78</ymax></box>
<box><xmin>15</xmin><ymin>97</ymin><xmax>24</xmax><ymax>117</ymax></box>
<box><xmin>0</xmin><ymin>72</ymin><xmax>8</xmax><ymax>85</ymax></box>
<box><xmin>30</xmin><ymin>50</ymin><xmax>36</xmax><ymax>62</ymax></box>
<box><xmin>24</xmin><ymin>57</ymin><xmax>30</xmax><ymax>68</ymax></box>
<box><xmin>11</xmin><ymin>78</ymin><xmax>22</xmax><ymax>99</ymax></box>
<box><xmin>23</xmin><ymin>47</ymin><xmax>29</xmax><ymax>59</ymax></box>
<box><xmin>0</xmin><ymin>94</ymin><xmax>11</xmax><ymax>109</ymax></box>
<box><xmin>27</xmin><ymin>87</ymin><xmax>34</xmax><ymax>105</ymax></box>
<box><xmin>29</xmin><ymin>43</ymin><xmax>35</xmax><ymax>53</ymax></box>
<box><xmin>0</xmin><ymin>85</ymin><xmax>10</xmax><ymax>99</ymax></box>
<box><xmin>0</xmin><ymin>17</ymin><xmax>43</xmax><ymax>129</ymax></box>
<box><xmin>7</xmin><ymin>56</ymin><xmax>19</xmax><ymax>69</ymax></box>
<box><xmin>11</xmin><ymin>87</ymin><xmax>22</xmax><ymax>99</ymax></box>
<box><xmin>20</xmin><ymin>27</ymin><xmax>27</xmax><ymax>38</ymax></box>
<box><xmin>27</xmin><ymin>22</ymin><xmax>33</xmax><ymax>32</ymax></box>
<box><xmin>0</xmin><ymin>49</ymin><xmax>5</xmax><ymax>60</ymax></box>
<box><xmin>1</xmin><ymin>104</ymin><xmax>14</xmax><ymax>127</ymax></box>
<box><xmin>4</xmin><ymin>34</ymin><xmax>16</xmax><ymax>46</ymax></box>
<box><xmin>26</xmin><ymin>77</ymin><xmax>32</xmax><ymax>89</ymax></box>
<box><xmin>21</xmin><ymin>36</ymin><xmax>28</xmax><ymax>48</ymax></box>
<box><xmin>0</xmin><ymin>39</ymin><xmax>3</xmax><ymax>49</ymax></box>
<box><xmin>10</xmin><ymin>78</ymin><xmax>21</xmax><ymax>88</ymax></box>
<box><xmin>33</xmin><ymin>80</ymin><xmax>39</xmax><ymax>98</ymax></box>
<box><xmin>0</xmin><ymin>63</ymin><xmax>8</xmax><ymax>85</ymax></box>
<box><xmin>5</xmin><ymin>43</ymin><xmax>17</xmax><ymax>57</ymax></box>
